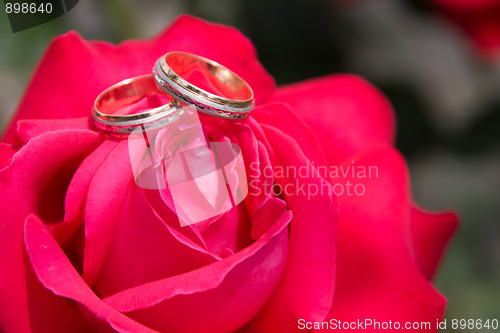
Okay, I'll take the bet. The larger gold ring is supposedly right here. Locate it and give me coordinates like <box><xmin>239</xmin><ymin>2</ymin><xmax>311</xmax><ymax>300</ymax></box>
<box><xmin>153</xmin><ymin>52</ymin><xmax>254</xmax><ymax>119</ymax></box>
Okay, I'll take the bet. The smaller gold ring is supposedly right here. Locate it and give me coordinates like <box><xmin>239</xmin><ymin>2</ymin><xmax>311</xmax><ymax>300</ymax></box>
<box><xmin>92</xmin><ymin>74</ymin><xmax>182</xmax><ymax>134</ymax></box>
<box><xmin>153</xmin><ymin>52</ymin><xmax>254</xmax><ymax>119</ymax></box>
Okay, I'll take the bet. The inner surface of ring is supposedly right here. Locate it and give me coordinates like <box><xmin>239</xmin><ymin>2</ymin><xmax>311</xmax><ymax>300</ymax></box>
<box><xmin>166</xmin><ymin>53</ymin><xmax>252</xmax><ymax>101</ymax></box>
<box><xmin>96</xmin><ymin>75</ymin><xmax>171</xmax><ymax>121</ymax></box>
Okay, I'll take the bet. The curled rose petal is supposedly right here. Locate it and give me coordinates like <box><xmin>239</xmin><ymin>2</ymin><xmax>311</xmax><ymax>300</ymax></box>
<box><xmin>24</xmin><ymin>214</ymin><xmax>159</xmax><ymax>332</ymax></box>
<box><xmin>410</xmin><ymin>206</ymin><xmax>458</xmax><ymax>280</ymax></box>
<box><xmin>16</xmin><ymin>118</ymin><xmax>92</xmax><ymax>145</ymax></box>
<box><xmin>53</xmin><ymin>140</ymin><xmax>120</xmax><ymax>245</ymax></box>
<box><xmin>0</xmin><ymin>143</ymin><xmax>16</xmax><ymax>171</ymax></box>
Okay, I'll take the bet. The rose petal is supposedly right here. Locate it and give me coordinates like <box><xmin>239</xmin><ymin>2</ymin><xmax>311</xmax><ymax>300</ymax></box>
<box><xmin>24</xmin><ymin>215</ymin><xmax>159</xmax><ymax>332</ymax></box>
<box><xmin>250</xmin><ymin>197</ymin><xmax>288</xmax><ymax>240</ymax></box>
<box><xmin>270</xmin><ymin>75</ymin><xmax>395</xmax><ymax>164</ymax></box>
<box><xmin>51</xmin><ymin>140</ymin><xmax>120</xmax><ymax>272</ymax></box>
<box><xmin>200</xmin><ymin>202</ymin><xmax>254</xmax><ymax>256</ymax></box>
<box><xmin>251</xmin><ymin>103</ymin><xmax>328</xmax><ymax>167</ymax></box>
<box><xmin>326</xmin><ymin>147</ymin><xmax>449</xmax><ymax>331</ymax></box>
<box><xmin>199</xmin><ymin>118</ymin><xmax>277</xmax><ymax>239</ymax></box>
<box><xmin>81</xmin><ymin>138</ymin><xmax>225</xmax><ymax>297</ymax></box>
<box><xmin>202</xmin><ymin>119</ymin><xmax>275</xmax><ymax>217</ymax></box>
<box><xmin>410</xmin><ymin>206</ymin><xmax>458</xmax><ymax>280</ymax></box>
<box><xmin>0</xmin><ymin>143</ymin><xmax>16</xmax><ymax>171</ymax></box>
<box><xmin>250</xmin><ymin>125</ymin><xmax>337</xmax><ymax>333</ymax></box>
<box><xmin>22</xmin><ymin>246</ymin><xmax>92</xmax><ymax>333</ymax></box>
<box><xmin>56</xmin><ymin>140</ymin><xmax>119</xmax><ymax>231</ymax></box>
<box><xmin>142</xmin><ymin>187</ymin><xmax>217</xmax><ymax>252</ymax></box>
<box><xmin>16</xmin><ymin>118</ymin><xmax>92</xmax><ymax>145</ymax></box>
<box><xmin>81</xmin><ymin>140</ymin><xmax>137</xmax><ymax>286</ymax></box>
<box><xmin>245</xmin><ymin>117</ymin><xmax>275</xmax><ymax>162</ymax></box>
<box><xmin>101</xmin><ymin>209</ymin><xmax>291</xmax><ymax>333</ymax></box>
<box><xmin>0</xmin><ymin>130</ymin><xmax>101</xmax><ymax>332</ymax></box>
<box><xmin>91</xmin><ymin>181</ymin><xmax>221</xmax><ymax>298</ymax></box>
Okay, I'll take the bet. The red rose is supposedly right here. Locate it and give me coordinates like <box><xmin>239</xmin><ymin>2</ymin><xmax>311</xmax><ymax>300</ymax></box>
<box><xmin>0</xmin><ymin>15</ymin><xmax>457</xmax><ymax>333</ymax></box>
<box><xmin>433</xmin><ymin>0</ymin><xmax>500</xmax><ymax>56</ymax></box>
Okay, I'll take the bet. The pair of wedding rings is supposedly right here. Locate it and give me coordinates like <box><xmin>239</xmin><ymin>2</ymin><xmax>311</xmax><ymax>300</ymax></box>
<box><xmin>92</xmin><ymin>52</ymin><xmax>255</xmax><ymax>134</ymax></box>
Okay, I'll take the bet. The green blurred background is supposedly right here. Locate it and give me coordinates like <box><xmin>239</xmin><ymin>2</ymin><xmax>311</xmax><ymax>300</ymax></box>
<box><xmin>0</xmin><ymin>0</ymin><xmax>498</xmax><ymax>331</ymax></box>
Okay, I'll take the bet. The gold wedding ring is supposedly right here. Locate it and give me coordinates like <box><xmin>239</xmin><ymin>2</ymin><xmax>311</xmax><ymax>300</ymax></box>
<box><xmin>153</xmin><ymin>52</ymin><xmax>254</xmax><ymax>119</ymax></box>
<box><xmin>93</xmin><ymin>52</ymin><xmax>255</xmax><ymax>135</ymax></box>
<box><xmin>92</xmin><ymin>74</ymin><xmax>182</xmax><ymax>134</ymax></box>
